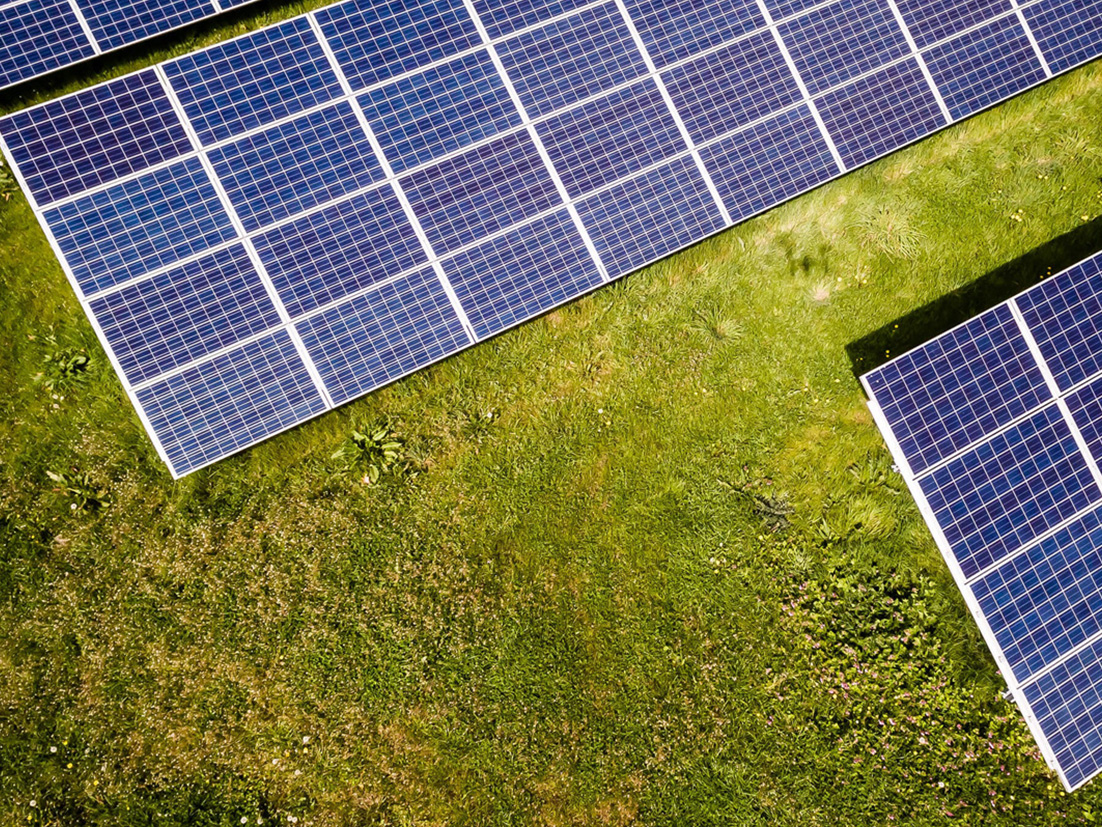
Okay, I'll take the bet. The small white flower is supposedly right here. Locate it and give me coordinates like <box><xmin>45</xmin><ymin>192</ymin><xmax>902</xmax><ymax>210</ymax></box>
<box><xmin>302</xmin><ymin>736</ymin><xmax>310</xmax><ymax>745</ymax></box>
<box><xmin>50</xmin><ymin>746</ymin><xmax>57</xmax><ymax>753</ymax></box>
<box><xmin>242</xmin><ymin>818</ymin><xmax>249</xmax><ymax>824</ymax></box>
<box><xmin>30</xmin><ymin>801</ymin><xmax>36</xmax><ymax>808</ymax></box>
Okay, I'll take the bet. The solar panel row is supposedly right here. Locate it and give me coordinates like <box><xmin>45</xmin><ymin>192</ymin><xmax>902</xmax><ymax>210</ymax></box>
<box><xmin>1</xmin><ymin>0</ymin><xmax>1100</xmax><ymax>481</ymax></box>
<box><xmin>0</xmin><ymin>0</ymin><xmax>262</xmax><ymax>90</ymax></box>
<box><xmin>864</xmin><ymin>251</ymin><xmax>1102</xmax><ymax>791</ymax></box>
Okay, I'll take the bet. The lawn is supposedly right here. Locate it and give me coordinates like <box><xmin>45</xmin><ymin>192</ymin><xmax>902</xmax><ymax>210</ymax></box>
<box><xmin>2</xmin><ymin>4</ymin><xmax>1102</xmax><ymax>824</ymax></box>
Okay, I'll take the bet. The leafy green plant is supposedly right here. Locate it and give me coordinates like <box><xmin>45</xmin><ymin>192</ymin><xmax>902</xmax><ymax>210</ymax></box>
<box><xmin>33</xmin><ymin>333</ymin><xmax>91</xmax><ymax>392</ymax></box>
<box><xmin>331</xmin><ymin>423</ymin><xmax>408</xmax><ymax>484</ymax></box>
<box><xmin>46</xmin><ymin>468</ymin><xmax>109</xmax><ymax>511</ymax></box>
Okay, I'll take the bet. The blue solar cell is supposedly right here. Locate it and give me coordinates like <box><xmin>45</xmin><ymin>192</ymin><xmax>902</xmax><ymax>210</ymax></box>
<box><xmin>973</xmin><ymin>504</ymin><xmax>1102</xmax><ymax>684</ymax></box>
<box><xmin>625</xmin><ymin>0</ymin><xmax>765</xmax><ymax>67</ymax></box>
<box><xmin>45</xmin><ymin>156</ymin><xmax>237</xmax><ymax>297</ymax></box>
<box><xmin>297</xmin><ymin>267</ymin><xmax>469</xmax><ymax>404</ymax></box>
<box><xmin>536</xmin><ymin>79</ymin><xmax>687</xmax><ymax>198</ymax></box>
<box><xmin>663</xmin><ymin>30</ymin><xmax>802</xmax><ymax>144</ymax></box>
<box><xmin>895</xmin><ymin>0</ymin><xmax>1012</xmax><ymax>49</ymax></box>
<box><xmin>0</xmin><ymin>69</ymin><xmax>192</xmax><ymax>207</ymax></box>
<box><xmin>208</xmin><ymin>101</ymin><xmax>383</xmax><ymax>233</ymax></box>
<box><xmin>472</xmin><ymin>0</ymin><xmax>592</xmax><ymax>40</ymax></box>
<box><xmin>0</xmin><ymin>0</ymin><xmax>95</xmax><ymax>89</ymax></box>
<box><xmin>864</xmin><ymin>304</ymin><xmax>1052</xmax><ymax>475</ymax></box>
<box><xmin>919</xmin><ymin>404</ymin><xmax>1100</xmax><ymax>579</ymax></box>
<box><xmin>1016</xmin><ymin>252</ymin><xmax>1102</xmax><ymax>392</ymax></box>
<box><xmin>163</xmin><ymin>17</ymin><xmax>344</xmax><ymax>145</ymax></box>
<box><xmin>88</xmin><ymin>244</ymin><xmax>281</xmax><ymax>385</ymax></box>
<box><xmin>443</xmin><ymin>209</ymin><xmax>603</xmax><ymax>338</ymax></box>
<box><xmin>1067</xmin><ymin>376</ymin><xmax>1102</xmax><ymax>465</ymax></box>
<box><xmin>698</xmin><ymin>104</ymin><xmax>838</xmax><ymax>222</ymax></box>
<box><xmin>136</xmin><ymin>329</ymin><xmax>327</xmax><ymax>476</ymax></box>
<box><xmin>316</xmin><ymin>0</ymin><xmax>480</xmax><ymax>92</ymax></box>
<box><xmin>1023</xmin><ymin>0</ymin><xmax>1102</xmax><ymax>74</ymax></box>
<box><xmin>764</xmin><ymin>0</ymin><xmax>825</xmax><ymax>21</ymax></box>
<box><xmin>254</xmin><ymin>186</ymin><xmax>427</xmax><ymax>319</ymax></box>
<box><xmin>924</xmin><ymin>15</ymin><xmax>1047</xmax><ymax>120</ymax></box>
<box><xmin>1022</xmin><ymin>636</ymin><xmax>1102</xmax><ymax>790</ymax></box>
<box><xmin>816</xmin><ymin>58</ymin><xmax>946</xmax><ymax>168</ymax></box>
<box><xmin>576</xmin><ymin>155</ymin><xmax>724</xmax><ymax>278</ymax></box>
<box><xmin>360</xmin><ymin>49</ymin><xmax>520</xmax><ymax>174</ymax></box>
<box><xmin>403</xmin><ymin>131</ymin><xmax>561</xmax><ymax>255</ymax></box>
<box><xmin>778</xmin><ymin>0</ymin><xmax>910</xmax><ymax>96</ymax></box>
<box><xmin>80</xmin><ymin>0</ymin><xmax>211</xmax><ymax>51</ymax></box>
<box><xmin>496</xmin><ymin>2</ymin><xmax>647</xmax><ymax>118</ymax></box>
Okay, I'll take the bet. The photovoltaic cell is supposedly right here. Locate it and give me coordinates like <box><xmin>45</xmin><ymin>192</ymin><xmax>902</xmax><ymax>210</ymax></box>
<box><xmin>895</xmin><ymin>0</ymin><xmax>1012</xmax><ymax>49</ymax></box>
<box><xmin>472</xmin><ymin>0</ymin><xmax>593</xmax><ymax>40</ymax></box>
<box><xmin>698</xmin><ymin>105</ymin><xmax>838</xmax><ymax>222</ymax></box>
<box><xmin>496</xmin><ymin>2</ymin><xmax>647</xmax><ymax>118</ymax></box>
<box><xmin>816</xmin><ymin>58</ymin><xmax>947</xmax><ymax>168</ymax></box>
<box><xmin>663</xmin><ymin>30</ymin><xmax>802</xmax><ymax>144</ymax></box>
<box><xmin>315</xmin><ymin>0</ymin><xmax>480</xmax><ymax>91</ymax></box>
<box><xmin>402</xmin><ymin>131</ymin><xmax>562</xmax><ymax>254</ymax></box>
<box><xmin>163</xmin><ymin>18</ymin><xmax>344</xmax><ymax>146</ymax></box>
<box><xmin>135</xmin><ymin>329</ymin><xmax>327</xmax><ymax>476</ymax></box>
<box><xmin>208</xmin><ymin>101</ymin><xmax>384</xmax><ymax>233</ymax></box>
<box><xmin>44</xmin><ymin>156</ymin><xmax>237</xmax><ymax>296</ymax></box>
<box><xmin>576</xmin><ymin>155</ymin><xmax>725</xmax><ymax>277</ymax></box>
<box><xmin>923</xmin><ymin>15</ymin><xmax>1047</xmax><ymax>119</ymax></box>
<box><xmin>296</xmin><ymin>267</ymin><xmax>470</xmax><ymax>404</ymax></box>
<box><xmin>862</xmin><ymin>304</ymin><xmax>1052</xmax><ymax>475</ymax></box>
<box><xmin>536</xmin><ymin>79</ymin><xmax>687</xmax><ymax>198</ymax></box>
<box><xmin>1067</xmin><ymin>377</ymin><xmax>1102</xmax><ymax>466</ymax></box>
<box><xmin>0</xmin><ymin>69</ymin><xmax>192</xmax><ymax>207</ymax></box>
<box><xmin>253</xmin><ymin>186</ymin><xmax>426</xmax><ymax>319</ymax></box>
<box><xmin>360</xmin><ymin>50</ymin><xmax>521</xmax><ymax>174</ymax></box>
<box><xmin>443</xmin><ymin>209</ymin><xmax>604</xmax><ymax>339</ymax></box>
<box><xmin>87</xmin><ymin>244</ymin><xmax>280</xmax><ymax>385</ymax></box>
<box><xmin>624</xmin><ymin>0</ymin><xmax>764</xmax><ymax>67</ymax></box>
<box><xmin>80</xmin><ymin>0</ymin><xmax>211</xmax><ymax>51</ymax></box>
<box><xmin>0</xmin><ymin>0</ymin><xmax>95</xmax><ymax>89</ymax></box>
<box><xmin>1023</xmin><ymin>0</ymin><xmax>1102</xmax><ymax>74</ymax></box>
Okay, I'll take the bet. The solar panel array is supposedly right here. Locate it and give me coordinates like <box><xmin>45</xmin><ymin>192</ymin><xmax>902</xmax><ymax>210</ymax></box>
<box><xmin>864</xmin><ymin>250</ymin><xmax>1102</xmax><ymax>792</ymax></box>
<box><xmin>2</xmin><ymin>0</ymin><xmax>1101</xmax><ymax>477</ymax></box>
<box><xmin>0</xmin><ymin>0</ymin><xmax>259</xmax><ymax>90</ymax></box>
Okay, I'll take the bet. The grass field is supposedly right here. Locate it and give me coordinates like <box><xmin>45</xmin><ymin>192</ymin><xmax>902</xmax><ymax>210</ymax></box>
<box><xmin>3</xmin><ymin>6</ymin><xmax>1102</xmax><ymax>823</ymax></box>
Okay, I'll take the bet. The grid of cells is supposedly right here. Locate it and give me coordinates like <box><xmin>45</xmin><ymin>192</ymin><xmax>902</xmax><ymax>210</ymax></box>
<box><xmin>81</xmin><ymin>0</ymin><xmax>211</xmax><ymax>51</ymax></box>
<box><xmin>624</xmin><ymin>0</ymin><xmax>765</xmax><ymax>68</ymax></box>
<box><xmin>895</xmin><ymin>0</ymin><xmax>1013</xmax><ymax>48</ymax></box>
<box><xmin>1023</xmin><ymin>0</ymin><xmax>1102</xmax><ymax>74</ymax></box>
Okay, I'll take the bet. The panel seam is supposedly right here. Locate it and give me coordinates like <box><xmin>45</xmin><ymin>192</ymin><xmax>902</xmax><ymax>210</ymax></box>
<box><xmin>1008</xmin><ymin>0</ymin><xmax>1054</xmax><ymax>77</ymax></box>
<box><xmin>67</xmin><ymin>0</ymin><xmax>102</xmax><ymax>54</ymax></box>
<box><xmin>882</xmin><ymin>0</ymin><xmax>953</xmax><ymax>123</ymax></box>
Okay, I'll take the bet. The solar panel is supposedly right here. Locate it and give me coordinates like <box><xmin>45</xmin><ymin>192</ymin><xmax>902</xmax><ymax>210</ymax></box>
<box><xmin>1</xmin><ymin>0</ymin><xmax>1100</xmax><ymax>484</ymax></box>
<box><xmin>864</xmin><ymin>250</ymin><xmax>1102</xmax><ymax>791</ymax></box>
<box><xmin>0</xmin><ymin>0</ymin><xmax>262</xmax><ymax>91</ymax></box>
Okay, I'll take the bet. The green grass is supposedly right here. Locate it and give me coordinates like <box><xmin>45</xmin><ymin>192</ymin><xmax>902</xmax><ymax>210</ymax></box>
<box><xmin>2</xmin><ymin>9</ymin><xmax>1102</xmax><ymax>822</ymax></box>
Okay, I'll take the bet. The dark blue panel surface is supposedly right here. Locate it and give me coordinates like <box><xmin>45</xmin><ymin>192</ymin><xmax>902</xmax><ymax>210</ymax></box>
<box><xmin>403</xmin><ymin>131</ymin><xmax>561</xmax><ymax>254</ymax></box>
<box><xmin>699</xmin><ymin>104</ymin><xmax>838</xmax><ymax>222</ymax></box>
<box><xmin>316</xmin><ymin>0</ymin><xmax>480</xmax><ymax>91</ymax></box>
<box><xmin>163</xmin><ymin>17</ymin><xmax>343</xmax><ymax>145</ymax></box>
<box><xmin>1067</xmin><ymin>376</ymin><xmax>1102</xmax><ymax>465</ymax></box>
<box><xmin>663</xmin><ymin>30</ymin><xmax>801</xmax><ymax>144</ymax></box>
<box><xmin>254</xmin><ymin>187</ymin><xmax>427</xmax><ymax>318</ymax></box>
<box><xmin>1022</xmin><ymin>636</ymin><xmax>1102</xmax><ymax>790</ymax></box>
<box><xmin>778</xmin><ymin>0</ymin><xmax>909</xmax><ymax>95</ymax></box>
<box><xmin>45</xmin><ymin>156</ymin><xmax>237</xmax><ymax>296</ymax></box>
<box><xmin>209</xmin><ymin>101</ymin><xmax>383</xmax><ymax>233</ymax></box>
<box><xmin>79</xmin><ymin>0</ymin><xmax>210</xmax><ymax>51</ymax></box>
<box><xmin>497</xmin><ymin>2</ymin><xmax>646</xmax><ymax>118</ymax></box>
<box><xmin>919</xmin><ymin>404</ymin><xmax>1100</xmax><ymax>579</ymax></box>
<box><xmin>864</xmin><ymin>304</ymin><xmax>1052</xmax><ymax>475</ymax></box>
<box><xmin>896</xmin><ymin>0</ymin><xmax>1012</xmax><ymax>49</ymax></box>
<box><xmin>1017</xmin><ymin>252</ymin><xmax>1102</xmax><ymax>392</ymax></box>
<box><xmin>0</xmin><ymin>0</ymin><xmax>95</xmax><ymax>89</ymax></box>
<box><xmin>973</xmin><ymin>505</ymin><xmax>1102</xmax><ymax>684</ymax></box>
<box><xmin>361</xmin><ymin>49</ymin><xmax>520</xmax><ymax>174</ymax></box>
<box><xmin>626</xmin><ymin>0</ymin><xmax>764</xmax><ymax>67</ymax></box>
<box><xmin>443</xmin><ymin>209</ymin><xmax>603</xmax><ymax>338</ymax></box>
<box><xmin>136</xmin><ymin>329</ymin><xmax>327</xmax><ymax>476</ymax></box>
<box><xmin>536</xmin><ymin>79</ymin><xmax>687</xmax><ymax>198</ymax></box>
<box><xmin>816</xmin><ymin>58</ymin><xmax>946</xmax><ymax>168</ymax></box>
<box><xmin>0</xmin><ymin>69</ymin><xmax>191</xmax><ymax>206</ymax></box>
<box><xmin>297</xmin><ymin>267</ymin><xmax>469</xmax><ymax>404</ymax></box>
<box><xmin>89</xmin><ymin>244</ymin><xmax>280</xmax><ymax>385</ymax></box>
<box><xmin>1024</xmin><ymin>0</ymin><xmax>1102</xmax><ymax>74</ymax></box>
<box><xmin>576</xmin><ymin>155</ymin><xmax>724</xmax><ymax>278</ymax></box>
<box><xmin>764</xmin><ymin>0</ymin><xmax>826</xmax><ymax>21</ymax></box>
<box><xmin>473</xmin><ymin>0</ymin><xmax>592</xmax><ymax>40</ymax></box>
<box><xmin>924</xmin><ymin>15</ymin><xmax>1046</xmax><ymax>120</ymax></box>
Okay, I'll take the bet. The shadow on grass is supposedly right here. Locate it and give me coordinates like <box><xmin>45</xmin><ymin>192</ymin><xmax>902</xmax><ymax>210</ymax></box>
<box><xmin>846</xmin><ymin>217</ymin><xmax>1102</xmax><ymax>380</ymax></box>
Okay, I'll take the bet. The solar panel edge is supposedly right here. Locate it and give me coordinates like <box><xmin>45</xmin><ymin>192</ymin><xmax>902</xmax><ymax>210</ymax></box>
<box><xmin>863</xmin><ymin>392</ymin><xmax>1072</xmax><ymax>789</ymax></box>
